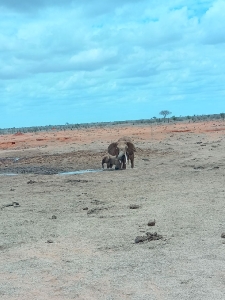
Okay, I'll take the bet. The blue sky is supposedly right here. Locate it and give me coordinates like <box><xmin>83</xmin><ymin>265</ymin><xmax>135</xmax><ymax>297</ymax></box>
<box><xmin>0</xmin><ymin>0</ymin><xmax>225</xmax><ymax>128</ymax></box>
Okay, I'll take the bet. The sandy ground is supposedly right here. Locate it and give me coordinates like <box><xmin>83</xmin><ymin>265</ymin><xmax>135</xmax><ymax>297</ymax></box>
<box><xmin>0</xmin><ymin>120</ymin><xmax>225</xmax><ymax>299</ymax></box>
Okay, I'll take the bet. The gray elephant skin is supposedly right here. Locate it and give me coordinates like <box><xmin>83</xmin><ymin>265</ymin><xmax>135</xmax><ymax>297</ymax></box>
<box><xmin>108</xmin><ymin>136</ymin><xmax>136</xmax><ymax>169</ymax></box>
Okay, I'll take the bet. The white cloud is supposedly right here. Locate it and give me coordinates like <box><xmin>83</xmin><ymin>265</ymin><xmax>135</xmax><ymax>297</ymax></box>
<box><xmin>70</xmin><ymin>48</ymin><xmax>119</xmax><ymax>71</ymax></box>
<box><xmin>200</xmin><ymin>0</ymin><xmax>225</xmax><ymax>44</ymax></box>
<box><xmin>0</xmin><ymin>0</ymin><xmax>225</xmax><ymax>127</ymax></box>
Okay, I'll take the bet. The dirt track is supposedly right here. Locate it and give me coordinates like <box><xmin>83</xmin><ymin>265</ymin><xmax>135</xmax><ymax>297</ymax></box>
<box><xmin>0</xmin><ymin>121</ymin><xmax>225</xmax><ymax>299</ymax></box>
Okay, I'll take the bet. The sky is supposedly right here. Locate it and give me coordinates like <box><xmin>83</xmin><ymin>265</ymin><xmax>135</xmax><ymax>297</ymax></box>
<box><xmin>0</xmin><ymin>0</ymin><xmax>225</xmax><ymax>128</ymax></box>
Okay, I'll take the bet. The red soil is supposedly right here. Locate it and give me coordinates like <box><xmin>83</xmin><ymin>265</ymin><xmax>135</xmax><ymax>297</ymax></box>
<box><xmin>0</xmin><ymin>120</ymin><xmax>224</xmax><ymax>151</ymax></box>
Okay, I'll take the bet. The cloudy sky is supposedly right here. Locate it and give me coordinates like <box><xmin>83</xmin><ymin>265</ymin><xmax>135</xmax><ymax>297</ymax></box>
<box><xmin>0</xmin><ymin>0</ymin><xmax>225</xmax><ymax>128</ymax></box>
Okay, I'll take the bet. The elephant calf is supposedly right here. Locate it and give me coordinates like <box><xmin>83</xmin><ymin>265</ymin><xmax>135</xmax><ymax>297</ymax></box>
<box><xmin>102</xmin><ymin>155</ymin><xmax>122</xmax><ymax>170</ymax></box>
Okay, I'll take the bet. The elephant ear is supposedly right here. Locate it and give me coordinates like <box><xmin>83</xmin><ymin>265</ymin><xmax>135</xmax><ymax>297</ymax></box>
<box><xmin>127</xmin><ymin>142</ymin><xmax>136</xmax><ymax>153</ymax></box>
<box><xmin>108</xmin><ymin>142</ymin><xmax>118</xmax><ymax>156</ymax></box>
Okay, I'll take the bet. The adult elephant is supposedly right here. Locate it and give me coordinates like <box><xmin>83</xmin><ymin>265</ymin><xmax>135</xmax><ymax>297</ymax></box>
<box><xmin>108</xmin><ymin>136</ymin><xmax>136</xmax><ymax>169</ymax></box>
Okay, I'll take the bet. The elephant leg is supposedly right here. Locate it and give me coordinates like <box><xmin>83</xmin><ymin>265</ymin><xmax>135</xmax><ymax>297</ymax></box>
<box><xmin>102</xmin><ymin>156</ymin><xmax>110</xmax><ymax>169</ymax></box>
<box><xmin>126</xmin><ymin>153</ymin><xmax>130</xmax><ymax>165</ymax></box>
<box><xmin>129</xmin><ymin>153</ymin><xmax>134</xmax><ymax>168</ymax></box>
<box><xmin>122</xmin><ymin>158</ymin><xmax>126</xmax><ymax>169</ymax></box>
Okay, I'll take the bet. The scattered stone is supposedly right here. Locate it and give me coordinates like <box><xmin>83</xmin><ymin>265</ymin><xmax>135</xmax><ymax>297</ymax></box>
<box><xmin>66</xmin><ymin>179</ymin><xmax>88</xmax><ymax>183</ymax></box>
<box><xmin>51</xmin><ymin>215</ymin><xmax>57</xmax><ymax>219</ymax></box>
<box><xmin>83</xmin><ymin>207</ymin><xmax>88</xmax><ymax>210</ymax></box>
<box><xmin>194</xmin><ymin>166</ymin><xmax>204</xmax><ymax>170</ymax></box>
<box><xmin>87</xmin><ymin>207</ymin><xmax>107</xmax><ymax>215</ymax></box>
<box><xmin>46</xmin><ymin>240</ymin><xmax>54</xmax><ymax>243</ymax></box>
<box><xmin>10</xmin><ymin>188</ymin><xmax>15</xmax><ymax>191</ymax></box>
<box><xmin>146</xmin><ymin>232</ymin><xmax>158</xmax><ymax>237</ymax></box>
<box><xmin>129</xmin><ymin>204</ymin><xmax>140</xmax><ymax>209</ymax></box>
<box><xmin>221</xmin><ymin>233</ymin><xmax>225</xmax><ymax>238</ymax></box>
<box><xmin>27</xmin><ymin>180</ymin><xmax>36</xmax><ymax>184</ymax></box>
<box><xmin>87</xmin><ymin>208</ymin><xmax>97</xmax><ymax>215</ymax></box>
<box><xmin>135</xmin><ymin>232</ymin><xmax>163</xmax><ymax>243</ymax></box>
<box><xmin>147</xmin><ymin>220</ymin><xmax>156</xmax><ymax>226</ymax></box>
<box><xmin>91</xmin><ymin>200</ymin><xmax>104</xmax><ymax>205</ymax></box>
<box><xmin>135</xmin><ymin>236</ymin><xmax>148</xmax><ymax>243</ymax></box>
<box><xmin>142</xmin><ymin>158</ymin><xmax>150</xmax><ymax>161</ymax></box>
<box><xmin>1</xmin><ymin>202</ymin><xmax>20</xmax><ymax>209</ymax></box>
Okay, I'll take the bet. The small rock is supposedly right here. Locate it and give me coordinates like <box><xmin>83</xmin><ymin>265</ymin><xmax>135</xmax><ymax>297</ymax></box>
<box><xmin>135</xmin><ymin>232</ymin><xmax>163</xmax><ymax>244</ymax></box>
<box><xmin>27</xmin><ymin>180</ymin><xmax>36</xmax><ymax>184</ymax></box>
<box><xmin>51</xmin><ymin>215</ymin><xmax>57</xmax><ymax>219</ymax></box>
<box><xmin>83</xmin><ymin>207</ymin><xmax>88</xmax><ymax>210</ymax></box>
<box><xmin>46</xmin><ymin>239</ymin><xmax>53</xmax><ymax>243</ymax></box>
<box><xmin>147</xmin><ymin>220</ymin><xmax>156</xmax><ymax>226</ymax></box>
<box><xmin>129</xmin><ymin>204</ymin><xmax>140</xmax><ymax>209</ymax></box>
<box><xmin>91</xmin><ymin>200</ymin><xmax>104</xmax><ymax>205</ymax></box>
<box><xmin>135</xmin><ymin>236</ymin><xmax>148</xmax><ymax>243</ymax></box>
<box><xmin>221</xmin><ymin>233</ymin><xmax>225</xmax><ymax>238</ymax></box>
<box><xmin>87</xmin><ymin>207</ymin><xmax>106</xmax><ymax>215</ymax></box>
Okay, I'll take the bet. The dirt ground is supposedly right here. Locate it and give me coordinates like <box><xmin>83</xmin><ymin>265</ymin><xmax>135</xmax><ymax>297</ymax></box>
<box><xmin>0</xmin><ymin>120</ymin><xmax>225</xmax><ymax>300</ymax></box>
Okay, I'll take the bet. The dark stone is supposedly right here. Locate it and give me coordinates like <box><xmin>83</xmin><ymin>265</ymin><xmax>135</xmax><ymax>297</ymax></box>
<box><xmin>135</xmin><ymin>232</ymin><xmax>162</xmax><ymax>244</ymax></box>
<box><xmin>87</xmin><ymin>207</ymin><xmax>107</xmax><ymax>215</ymax></box>
<box><xmin>194</xmin><ymin>166</ymin><xmax>204</xmax><ymax>170</ymax></box>
<box><xmin>47</xmin><ymin>239</ymin><xmax>54</xmax><ymax>243</ymax></box>
<box><xmin>129</xmin><ymin>204</ymin><xmax>140</xmax><ymax>209</ymax></box>
<box><xmin>135</xmin><ymin>236</ymin><xmax>148</xmax><ymax>243</ymax></box>
<box><xmin>27</xmin><ymin>180</ymin><xmax>36</xmax><ymax>184</ymax></box>
<box><xmin>147</xmin><ymin>220</ymin><xmax>156</xmax><ymax>226</ymax></box>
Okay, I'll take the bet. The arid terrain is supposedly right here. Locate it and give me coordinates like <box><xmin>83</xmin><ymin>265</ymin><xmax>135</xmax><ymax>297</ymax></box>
<box><xmin>0</xmin><ymin>120</ymin><xmax>225</xmax><ymax>300</ymax></box>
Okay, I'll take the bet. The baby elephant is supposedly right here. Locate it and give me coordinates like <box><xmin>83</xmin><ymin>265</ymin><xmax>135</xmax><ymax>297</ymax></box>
<box><xmin>102</xmin><ymin>155</ymin><xmax>122</xmax><ymax>169</ymax></box>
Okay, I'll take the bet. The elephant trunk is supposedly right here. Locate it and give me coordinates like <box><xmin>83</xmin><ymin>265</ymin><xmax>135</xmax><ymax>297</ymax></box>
<box><xmin>115</xmin><ymin>158</ymin><xmax>122</xmax><ymax>170</ymax></box>
<box><xmin>118</xmin><ymin>152</ymin><xmax>127</xmax><ymax>167</ymax></box>
<box><xmin>117</xmin><ymin>150</ymin><xmax>124</xmax><ymax>160</ymax></box>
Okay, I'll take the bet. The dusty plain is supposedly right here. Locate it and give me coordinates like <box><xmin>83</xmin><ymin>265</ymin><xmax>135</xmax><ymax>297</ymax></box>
<box><xmin>0</xmin><ymin>120</ymin><xmax>225</xmax><ymax>300</ymax></box>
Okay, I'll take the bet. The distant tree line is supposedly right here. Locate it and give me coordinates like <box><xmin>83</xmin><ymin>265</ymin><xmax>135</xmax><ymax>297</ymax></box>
<box><xmin>0</xmin><ymin>113</ymin><xmax>224</xmax><ymax>135</ymax></box>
